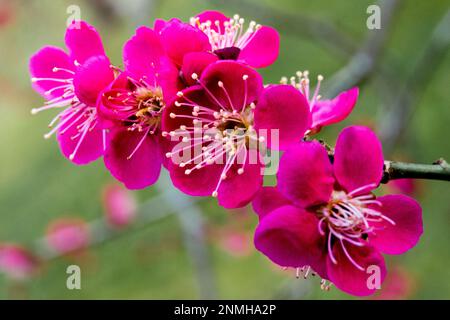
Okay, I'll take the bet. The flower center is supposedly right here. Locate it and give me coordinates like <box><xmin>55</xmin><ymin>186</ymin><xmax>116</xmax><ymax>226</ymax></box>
<box><xmin>165</xmin><ymin>73</ymin><xmax>264</xmax><ymax>197</ymax></box>
<box><xmin>317</xmin><ymin>184</ymin><xmax>395</xmax><ymax>271</ymax></box>
<box><xmin>133</xmin><ymin>86</ymin><xmax>165</xmax><ymax>132</ymax></box>
<box><xmin>191</xmin><ymin>14</ymin><xmax>262</xmax><ymax>52</ymax></box>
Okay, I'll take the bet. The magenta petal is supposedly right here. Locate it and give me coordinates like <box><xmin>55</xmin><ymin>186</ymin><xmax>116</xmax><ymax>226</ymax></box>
<box><xmin>168</xmin><ymin>160</ymin><xmax>223</xmax><ymax>197</ymax></box>
<box><xmin>160</xmin><ymin>19</ymin><xmax>211</xmax><ymax>66</ymax></box>
<box><xmin>239</xmin><ymin>26</ymin><xmax>280</xmax><ymax>68</ymax></box>
<box><xmin>311</xmin><ymin>87</ymin><xmax>359</xmax><ymax>132</ymax></box>
<box><xmin>369</xmin><ymin>195</ymin><xmax>423</xmax><ymax>255</ymax></box>
<box><xmin>327</xmin><ymin>243</ymin><xmax>387</xmax><ymax>296</ymax></box>
<box><xmin>252</xmin><ymin>187</ymin><xmax>291</xmax><ymax>220</ymax></box>
<box><xmin>334</xmin><ymin>126</ymin><xmax>384</xmax><ymax>193</ymax></box>
<box><xmin>57</xmin><ymin>113</ymin><xmax>104</xmax><ymax>165</ymax></box>
<box><xmin>154</xmin><ymin>19</ymin><xmax>168</xmax><ymax>33</ymax></box>
<box><xmin>65</xmin><ymin>21</ymin><xmax>105</xmax><ymax>64</ymax></box>
<box><xmin>29</xmin><ymin>46</ymin><xmax>74</xmax><ymax>99</ymax></box>
<box><xmin>254</xmin><ymin>205</ymin><xmax>325</xmax><ymax>268</ymax></box>
<box><xmin>278</xmin><ymin>141</ymin><xmax>334</xmax><ymax>208</ymax></box>
<box><xmin>254</xmin><ymin>85</ymin><xmax>311</xmax><ymax>150</ymax></box>
<box><xmin>73</xmin><ymin>55</ymin><xmax>115</xmax><ymax>106</ymax></box>
<box><xmin>217</xmin><ymin>157</ymin><xmax>264</xmax><ymax>209</ymax></box>
<box><xmin>123</xmin><ymin>26</ymin><xmax>164</xmax><ymax>81</ymax></box>
<box><xmin>201</xmin><ymin>61</ymin><xmax>263</xmax><ymax>111</ymax></box>
<box><xmin>104</xmin><ymin>129</ymin><xmax>162</xmax><ymax>190</ymax></box>
<box><xmin>196</xmin><ymin>10</ymin><xmax>229</xmax><ymax>33</ymax></box>
<box><xmin>181</xmin><ymin>51</ymin><xmax>219</xmax><ymax>86</ymax></box>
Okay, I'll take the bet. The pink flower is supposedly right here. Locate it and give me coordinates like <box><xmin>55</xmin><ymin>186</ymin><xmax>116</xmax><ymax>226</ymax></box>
<box><xmin>162</xmin><ymin>60</ymin><xmax>311</xmax><ymax>208</ymax></box>
<box><xmin>46</xmin><ymin>218</ymin><xmax>90</xmax><ymax>254</ymax></box>
<box><xmin>0</xmin><ymin>244</ymin><xmax>39</xmax><ymax>280</ymax></box>
<box><xmin>102</xmin><ymin>184</ymin><xmax>137</xmax><ymax>228</ymax></box>
<box><xmin>156</xmin><ymin>11</ymin><xmax>279</xmax><ymax>69</ymax></box>
<box><xmin>29</xmin><ymin>21</ymin><xmax>115</xmax><ymax>164</ymax></box>
<box><xmin>98</xmin><ymin>27</ymin><xmax>171</xmax><ymax>189</ymax></box>
<box><xmin>253</xmin><ymin>126</ymin><xmax>423</xmax><ymax>296</ymax></box>
<box><xmin>282</xmin><ymin>71</ymin><xmax>359</xmax><ymax>134</ymax></box>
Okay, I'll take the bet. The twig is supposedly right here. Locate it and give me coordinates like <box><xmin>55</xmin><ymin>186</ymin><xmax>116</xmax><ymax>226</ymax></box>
<box><xmin>381</xmin><ymin>159</ymin><xmax>450</xmax><ymax>183</ymax></box>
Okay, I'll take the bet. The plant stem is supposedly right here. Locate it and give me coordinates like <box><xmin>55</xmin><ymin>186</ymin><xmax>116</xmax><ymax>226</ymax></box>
<box><xmin>381</xmin><ymin>159</ymin><xmax>450</xmax><ymax>183</ymax></box>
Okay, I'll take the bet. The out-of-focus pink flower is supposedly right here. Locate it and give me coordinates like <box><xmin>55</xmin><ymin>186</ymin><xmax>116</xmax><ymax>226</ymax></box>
<box><xmin>282</xmin><ymin>72</ymin><xmax>359</xmax><ymax>134</ymax></box>
<box><xmin>0</xmin><ymin>244</ymin><xmax>39</xmax><ymax>280</ymax></box>
<box><xmin>388</xmin><ymin>179</ymin><xmax>418</xmax><ymax>197</ymax></box>
<box><xmin>219</xmin><ymin>231</ymin><xmax>252</xmax><ymax>257</ymax></box>
<box><xmin>46</xmin><ymin>218</ymin><xmax>90</xmax><ymax>254</ymax></box>
<box><xmin>253</xmin><ymin>126</ymin><xmax>423</xmax><ymax>296</ymax></box>
<box><xmin>374</xmin><ymin>265</ymin><xmax>416</xmax><ymax>300</ymax></box>
<box><xmin>163</xmin><ymin>61</ymin><xmax>311</xmax><ymax>208</ymax></box>
<box><xmin>102</xmin><ymin>184</ymin><xmax>137</xmax><ymax>228</ymax></box>
<box><xmin>29</xmin><ymin>21</ymin><xmax>115</xmax><ymax>165</ymax></box>
<box><xmin>0</xmin><ymin>2</ymin><xmax>14</xmax><ymax>27</ymax></box>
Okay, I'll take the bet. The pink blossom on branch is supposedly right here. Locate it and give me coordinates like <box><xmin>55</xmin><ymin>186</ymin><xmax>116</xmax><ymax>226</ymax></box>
<box><xmin>46</xmin><ymin>218</ymin><xmax>90</xmax><ymax>255</ymax></box>
<box><xmin>29</xmin><ymin>21</ymin><xmax>115</xmax><ymax>165</ymax></box>
<box><xmin>98</xmin><ymin>27</ymin><xmax>171</xmax><ymax>189</ymax></box>
<box><xmin>253</xmin><ymin>126</ymin><xmax>423</xmax><ymax>296</ymax></box>
<box><xmin>162</xmin><ymin>60</ymin><xmax>311</xmax><ymax>208</ymax></box>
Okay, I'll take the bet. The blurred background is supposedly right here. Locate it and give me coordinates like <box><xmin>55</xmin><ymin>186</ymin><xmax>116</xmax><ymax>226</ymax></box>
<box><xmin>0</xmin><ymin>0</ymin><xmax>449</xmax><ymax>299</ymax></box>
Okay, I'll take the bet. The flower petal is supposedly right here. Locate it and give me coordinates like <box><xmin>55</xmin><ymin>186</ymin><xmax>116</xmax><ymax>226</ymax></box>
<box><xmin>369</xmin><ymin>195</ymin><xmax>423</xmax><ymax>255</ymax></box>
<box><xmin>160</xmin><ymin>18</ymin><xmax>211</xmax><ymax>66</ymax></box>
<box><xmin>254</xmin><ymin>205</ymin><xmax>325</xmax><ymax>268</ymax></box>
<box><xmin>239</xmin><ymin>26</ymin><xmax>280</xmax><ymax>68</ymax></box>
<box><xmin>104</xmin><ymin>129</ymin><xmax>162</xmax><ymax>190</ymax></box>
<box><xmin>334</xmin><ymin>126</ymin><xmax>384</xmax><ymax>194</ymax></box>
<box><xmin>254</xmin><ymin>85</ymin><xmax>311</xmax><ymax>150</ymax></box>
<box><xmin>217</xmin><ymin>154</ymin><xmax>264</xmax><ymax>209</ymax></box>
<box><xmin>181</xmin><ymin>51</ymin><xmax>219</xmax><ymax>86</ymax></box>
<box><xmin>327</xmin><ymin>242</ymin><xmax>387</xmax><ymax>296</ymax></box>
<box><xmin>29</xmin><ymin>46</ymin><xmax>74</xmax><ymax>99</ymax></box>
<box><xmin>196</xmin><ymin>10</ymin><xmax>229</xmax><ymax>33</ymax></box>
<box><xmin>123</xmin><ymin>26</ymin><xmax>164</xmax><ymax>82</ymax></box>
<box><xmin>252</xmin><ymin>186</ymin><xmax>291</xmax><ymax>219</ymax></box>
<box><xmin>73</xmin><ymin>55</ymin><xmax>115</xmax><ymax>106</ymax></box>
<box><xmin>57</xmin><ymin>112</ymin><xmax>104</xmax><ymax>165</ymax></box>
<box><xmin>65</xmin><ymin>21</ymin><xmax>105</xmax><ymax>64</ymax></box>
<box><xmin>201</xmin><ymin>60</ymin><xmax>263</xmax><ymax>111</ymax></box>
<box><xmin>311</xmin><ymin>87</ymin><xmax>359</xmax><ymax>132</ymax></box>
<box><xmin>277</xmin><ymin>141</ymin><xmax>334</xmax><ymax>208</ymax></box>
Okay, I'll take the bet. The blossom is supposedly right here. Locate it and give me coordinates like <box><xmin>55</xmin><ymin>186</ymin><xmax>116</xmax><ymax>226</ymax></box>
<box><xmin>0</xmin><ymin>244</ymin><xmax>39</xmax><ymax>280</ymax></box>
<box><xmin>98</xmin><ymin>27</ymin><xmax>171</xmax><ymax>189</ymax></box>
<box><xmin>156</xmin><ymin>11</ymin><xmax>279</xmax><ymax>69</ymax></box>
<box><xmin>102</xmin><ymin>184</ymin><xmax>137</xmax><ymax>228</ymax></box>
<box><xmin>162</xmin><ymin>60</ymin><xmax>311</xmax><ymax>208</ymax></box>
<box><xmin>253</xmin><ymin>126</ymin><xmax>423</xmax><ymax>296</ymax></box>
<box><xmin>46</xmin><ymin>218</ymin><xmax>90</xmax><ymax>254</ymax></box>
<box><xmin>281</xmin><ymin>71</ymin><xmax>359</xmax><ymax>134</ymax></box>
<box><xmin>29</xmin><ymin>21</ymin><xmax>115</xmax><ymax>164</ymax></box>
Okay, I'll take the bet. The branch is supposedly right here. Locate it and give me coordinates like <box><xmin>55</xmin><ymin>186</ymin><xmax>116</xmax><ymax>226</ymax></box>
<box><xmin>381</xmin><ymin>159</ymin><xmax>450</xmax><ymax>183</ymax></box>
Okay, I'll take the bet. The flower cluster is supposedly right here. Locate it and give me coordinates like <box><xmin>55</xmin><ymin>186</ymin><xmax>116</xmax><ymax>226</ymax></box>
<box><xmin>29</xmin><ymin>10</ymin><xmax>423</xmax><ymax>296</ymax></box>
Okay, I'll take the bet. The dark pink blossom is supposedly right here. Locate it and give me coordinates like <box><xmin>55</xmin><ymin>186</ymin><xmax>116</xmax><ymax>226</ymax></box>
<box><xmin>162</xmin><ymin>60</ymin><xmax>310</xmax><ymax>208</ymax></box>
<box><xmin>98</xmin><ymin>27</ymin><xmax>171</xmax><ymax>189</ymax></box>
<box><xmin>102</xmin><ymin>184</ymin><xmax>137</xmax><ymax>228</ymax></box>
<box><xmin>0</xmin><ymin>244</ymin><xmax>39</xmax><ymax>280</ymax></box>
<box><xmin>156</xmin><ymin>11</ymin><xmax>279</xmax><ymax>69</ymax></box>
<box><xmin>29</xmin><ymin>21</ymin><xmax>115</xmax><ymax>164</ymax></box>
<box><xmin>253</xmin><ymin>126</ymin><xmax>423</xmax><ymax>296</ymax></box>
<box><xmin>281</xmin><ymin>71</ymin><xmax>359</xmax><ymax>134</ymax></box>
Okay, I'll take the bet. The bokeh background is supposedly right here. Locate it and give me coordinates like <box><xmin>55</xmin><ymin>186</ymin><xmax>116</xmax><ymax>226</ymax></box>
<box><xmin>0</xmin><ymin>0</ymin><xmax>449</xmax><ymax>299</ymax></box>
